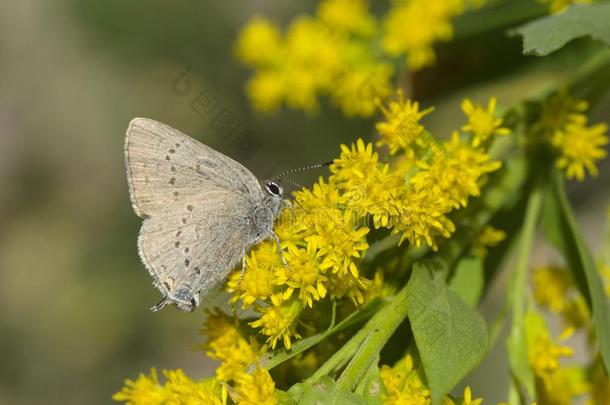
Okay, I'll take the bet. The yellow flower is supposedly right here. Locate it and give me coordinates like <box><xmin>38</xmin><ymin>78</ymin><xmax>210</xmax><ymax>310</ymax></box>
<box><xmin>461</xmin><ymin>97</ymin><xmax>510</xmax><ymax>147</ymax></box>
<box><xmin>249</xmin><ymin>299</ymin><xmax>303</xmax><ymax>349</ymax></box>
<box><xmin>411</xmin><ymin>132</ymin><xmax>502</xmax><ymax>209</ymax></box>
<box><xmin>226</xmin><ymin>241</ymin><xmax>281</xmax><ymax>308</ymax></box>
<box><xmin>113</xmin><ymin>369</ymin><xmax>224</xmax><ymax>405</ymax></box>
<box><xmin>376</xmin><ymin>90</ymin><xmax>435</xmax><ymax>154</ymax></box>
<box><xmin>113</xmin><ymin>368</ymin><xmax>167</xmax><ymax>404</ymax></box>
<box><xmin>442</xmin><ymin>386</ymin><xmax>483</xmax><ymax>405</ymax></box>
<box><xmin>275</xmin><ymin>243</ymin><xmax>328</xmax><ymax>307</ymax></box>
<box><xmin>473</xmin><ymin>225</ymin><xmax>506</xmax><ymax>259</ymax></box>
<box><xmin>331</xmin><ymin>62</ymin><xmax>394</xmax><ymax>117</ymax></box>
<box><xmin>201</xmin><ymin>312</ymin><xmax>260</xmax><ymax>382</ymax></box>
<box><xmin>380</xmin><ymin>355</ymin><xmax>431</xmax><ymax>404</ymax></box>
<box><xmin>317</xmin><ymin>0</ymin><xmax>376</xmax><ymax>35</ymax></box>
<box><xmin>536</xmin><ymin>90</ymin><xmax>588</xmax><ymax>136</ymax></box>
<box><xmin>531</xmin><ymin>266</ymin><xmax>572</xmax><ymax>313</ymax></box>
<box><xmin>331</xmin><ymin>138</ymin><xmax>379</xmax><ymax>186</ymax></box>
<box><xmin>531</xmin><ymin>266</ymin><xmax>590</xmax><ymax>329</ymax></box>
<box><xmin>245</xmin><ymin>70</ymin><xmax>285</xmax><ymax>113</ymax></box>
<box><xmin>526</xmin><ymin>312</ymin><xmax>574</xmax><ymax>379</ymax></box>
<box><xmin>235</xmin><ymin>17</ymin><xmax>282</xmax><ymax>67</ymax></box>
<box><xmin>552</xmin><ymin>122</ymin><xmax>608</xmax><ymax>181</ymax></box>
<box><xmin>163</xmin><ymin>371</ymin><xmax>224</xmax><ymax>405</ymax></box>
<box><xmin>232</xmin><ymin>366</ymin><xmax>277</xmax><ymax>405</ymax></box>
<box><xmin>382</xmin><ymin>0</ymin><xmax>464</xmax><ymax>70</ymax></box>
<box><xmin>393</xmin><ymin>188</ymin><xmax>456</xmax><ymax>250</ymax></box>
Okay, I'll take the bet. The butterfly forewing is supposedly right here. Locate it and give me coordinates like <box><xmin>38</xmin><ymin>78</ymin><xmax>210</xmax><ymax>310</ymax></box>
<box><xmin>125</xmin><ymin>118</ymin><xmax>262</xmax><ymax>218</ymax></box>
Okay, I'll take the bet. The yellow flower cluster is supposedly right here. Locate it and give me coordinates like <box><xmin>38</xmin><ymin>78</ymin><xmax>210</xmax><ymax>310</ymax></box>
<box><xmin>380</xmin><ymin>354</ymin><xmax>482</xmax><ymax>404</ymax></box>
<box><xmin>236</xmin><ymin>0</ymin><xmax>484</xmax><ymax>115</ymax></box>
<box><xmin>114</xmin><ymin>312</ymin><xmax>280</xmax><ymax>404</ymax></box>
<box><xmin>473</xmin><ymin>225</ymin><xmax>506</xmax><ymax>259</ymax></box>
<box><xmin>531</xmin><ymin>266</ymin><xmax>589</xmax><ymax>329</ymax></box>
<box><xmin>383</xmin><ymin>0</ymin><xmax>476</xmax><ymax>71</ymax></box>
<box><xmin>235</xmin><ymin>0</ymin><xmax>392</xmax><ymax>116</ymax></box>
<box><xmin>536</xmin><ymin>91</ymin><xmax>609</xmax><ymax>181</ymax></box>
<box><xmin>112</xmin><ymin>368</ymin><xmax>225</xmax><ymax>405</ymax></box>
<box><xmin>223</xmin><ymin>94</ymin><xmax>504</xmax><ymax>351</ymax></box>
<box><xmin>525</xmin><ymin>312</ymin><xmax>591</xmax><ymax>405</ymax></box>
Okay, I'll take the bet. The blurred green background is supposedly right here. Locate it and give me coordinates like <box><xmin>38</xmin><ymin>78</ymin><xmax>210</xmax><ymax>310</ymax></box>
<box><xmin>0</xmin><ymin>1</ymin><xmax>608</xmax><ymax>404</ymax></box>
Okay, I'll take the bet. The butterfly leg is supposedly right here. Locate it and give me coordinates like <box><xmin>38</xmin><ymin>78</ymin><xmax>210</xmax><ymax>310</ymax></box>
<box><xmin>240</xmin><ymin>249</ymin><xmax>247</xmax><ymax>279</ymax></box>
<box><xmin>269</xmin><ymin>229</ymin><xmax>289</xmax><ymax>268</ymax></box>
<box><xmin>151</xmin><ymin>295</ymin><xmax>169</xmax><ymax>312</ymax></box>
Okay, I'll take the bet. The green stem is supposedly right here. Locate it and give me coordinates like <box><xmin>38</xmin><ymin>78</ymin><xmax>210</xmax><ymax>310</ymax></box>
<box><xmin>506</xmin><ymin>181</ymin><xmax>543</xmax><ymax>399</ymax></box>
<box><xmin>335</xmin><ymin>284</ymin><xmax>411</xmax><ymax>391</ymax></box>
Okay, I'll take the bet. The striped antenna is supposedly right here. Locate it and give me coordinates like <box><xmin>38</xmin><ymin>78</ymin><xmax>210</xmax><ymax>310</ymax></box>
<box><xmin>272</xmin><ymin>161</ymin><xmax>333</xmax><ymax>189</ymax></box>
<box><xmin>272</xmin><ymin>161</ymin><xmax>333</xmax><ymax>181</ymax></box>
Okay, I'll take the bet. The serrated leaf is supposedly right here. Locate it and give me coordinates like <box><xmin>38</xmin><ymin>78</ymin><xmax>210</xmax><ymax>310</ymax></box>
<box><xmin>406</xmin><ymin>260</ymin><xmax>489</xmax><ymax>405</ymax></box>
<box><xmin>541</xmin><ymin>168</ymin><xmax>610</xmax><ymax>373</ymax></box>
<box><xmin>449</xmin><ymin>254</ymin><xmax>484</xmax><ymax>308</ymax></box>
<box><xmin>510</xmin><ymin>3</ymin><xmax>610</xmax><ymax>56</ymax></box>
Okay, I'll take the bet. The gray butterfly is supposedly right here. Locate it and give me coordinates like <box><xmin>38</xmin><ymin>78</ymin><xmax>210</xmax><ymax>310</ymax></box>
<box><xmin>125</xmin><ymin>118</ymin><xmax>285</xmax><ymax>312</ymax></box>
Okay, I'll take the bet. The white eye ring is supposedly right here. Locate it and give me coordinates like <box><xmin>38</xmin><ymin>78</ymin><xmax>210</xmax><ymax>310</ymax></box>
<box><xmin>266</xmin><ymin>181</ymin><xmax>282</xmax><ymax>196</ymax></box>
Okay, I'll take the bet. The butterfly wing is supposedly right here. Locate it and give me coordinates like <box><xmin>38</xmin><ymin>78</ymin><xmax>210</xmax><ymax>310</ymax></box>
<box><xmin>124</xmin><ymin>118</ymin><xmax>263</xmax><ymax>310</ymax></box>
<box><xmin>137</xmin><ymin>191</ymin><xmax>253</xmax><ymax>311</ymax></box>
<box><xmin>125</xmin><ymin>117</ymin><xmax>263</xmax><ymax>218</ymax></box>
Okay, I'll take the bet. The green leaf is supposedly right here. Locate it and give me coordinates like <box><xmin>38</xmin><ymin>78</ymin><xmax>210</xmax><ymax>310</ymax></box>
<box><xmin>355</xmin><ymin>360</ymin><xmax>385</xmax><ymax>404</ymax></box>
<box><xmin>292</xmin><ymin>377</ymin><xmax>368</xmax><ymax>405</ymax></box>
<box><xmin>541</xmin><ymin>168</ymin><xmax>610</xmax><ymax>372</ymax></box>
<box><xmin>406</xmin><ymin>259</ymin><xmax>489</xmax><ymax>405</ymax></box>
<box><xmin>449</xmin><ymin>254</ymin><xmax>484</xmax><ymax>307</ymax></box>
<box><xmin>510</xmin><ymin>3</ymin><xmax>610</xmax><ymax>56</ymax></box>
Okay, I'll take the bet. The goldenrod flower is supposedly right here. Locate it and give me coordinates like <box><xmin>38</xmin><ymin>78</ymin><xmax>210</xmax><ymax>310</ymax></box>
<box><xmin>535</xmin><ymin>91</ymin><xmax>608</xmax><ymax>181</ymax></box>
<box><xmin>531</xmin><ymin>266</ymin><xmax>590</xmax><ymax>329</ymax></box>
<box><xmin>331</xmin><ymin>138</ymin><xmax>379</xmax><ymax>185</ymax></box>
<box><xmin>249</xmin><ymin>299</ymin><xmax>303</xmax><ymax>349</ymax></box>
<box><xmin>275</xmin><ymin>243</ymin><xmax>328</xmax><ymax>307</ymax></box>
<box><xmin>382</xmin><ymin>0</ymin><xmax>464</xmax><ymax>70</ymax></box>
<box><xmin>113</xmin><ymin>369</ymin><xmax>224</xmax><ymax>405</ymax></box>
<box><xmin>376</xmin><ymin>90</ymin><xmax>435</xmax><ymax>154</ymax></box>
<box><xmin>526</xmin><ymin>312</ymin><xmax>575</xmax><ymax>401</ymax></box>
<box><xmin>245</xmin><ymin>70</ymin><xmax>285</xmax><ymax>113</ymax></box>
<box><xmin>461</xmin><ymin>97</ymin><xmax>510</xmax><ymax>147</ymax></box>
<box><xmin>552</xmin><ymin>122</ymin><xmax>608</xmax><ymax>181</ymax></box>
<box><xmin>473</xmin><ymin>225</ymin><xmax>506</xmax><ymax>259</ymax></box>
<box><xmin>113</xmin><ymin>368</ymin><xmax>167</xmax><ymax>404</ymax></box>
<box><xmin>380</xmin><ymin>355</ymin><xmax>431</xmax><ymax>404</ymax></box>
<box><xmin>532</xmin><ymin>266</ymin><xmax>572</xmax><ymax>313</ymax></box>
<box><xmin>234</xmin><ymin>17</ymin><xmax>282</xmax><ymax>67</ymax></box>
<box><xmin>317</xmin><ymin>0</ymin><xmax>376</xmax><ymax>35</ymax></box>
<box><xmin>442</xmin><ymin>386</ymin><xmax>483</xmax><ymax>405</ymax></box>
<box><xmin>536</xmin><ymin>91</ymin><xmax>588</xmax><ymax>136</ymax></box>
<box><xmin>201</xmin><ymin>312</ymin><xmax>260</xmax><ymax>382</ymax></box>
<box><xmin>163</xmin><ymin>371</ymin><xmax>225</xmax><ymax>405</ymax></box>
<box><xmin>226</xmin><ymin>241</ymin><xmax>281</xmax><ymax>308</ymax></box>
<box><xmin>331</xmin><ymin>62</ymin><xmax>394</xmax><ymax>117</ymax></box>
<box><xmin>232</xmin><ymin>366</ymin><xmax>277</xmax><ymax>405</ymax></box>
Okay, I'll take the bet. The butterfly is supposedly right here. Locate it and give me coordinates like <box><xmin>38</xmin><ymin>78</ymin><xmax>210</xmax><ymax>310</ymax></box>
<box><xmin>125</xmin><ymin>118</ymin><xmax>285</xmax><ymax>312</ymax></box>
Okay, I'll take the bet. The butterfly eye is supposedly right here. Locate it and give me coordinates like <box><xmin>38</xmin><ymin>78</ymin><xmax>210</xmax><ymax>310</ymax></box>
<box><xmin>266</xmin><ymin>182</ymin><xmax>281</xmax><ymax>196</ymax></box>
